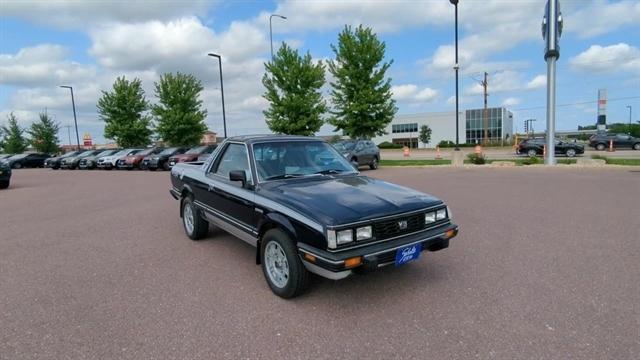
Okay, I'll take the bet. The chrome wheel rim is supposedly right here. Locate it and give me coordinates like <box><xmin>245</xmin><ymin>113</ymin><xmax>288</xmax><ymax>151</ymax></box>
<box><xmin>183</xmin><ymin>204</ymin><xmax>194</xmax><ymax>234</ymax></box>
<box><xmin>566</xmin><ymin>149</ymin><xmax>575</xmax><ymax>157</ymax></box>
<box><xmin>265</xmin><ymin>241</ymin><xmax>289</xmax><ymax>288</ymax></box>
<box><xmin>528</xmin><ymin>150</ymin><xmax>536</xmax><ymax>157</ymax></box>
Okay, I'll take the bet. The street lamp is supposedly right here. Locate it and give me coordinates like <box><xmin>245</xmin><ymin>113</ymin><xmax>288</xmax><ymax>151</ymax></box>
<box><xmin>59</xmin><ymin>85</ymin><xmax>81</xmax><ymax>151</ymax></box>
<box><xmin>269</xmin><ymin>14</ymin><xmax>287</xmax><ymax>60</ymax></box>
<box><xmin>449</xmin><ymin>0</ymin><xmax>460</xmax><ymax>151</ymax></box>
<box><xmin>207</xmin><ymin>53</ymin><xmax>227</xmax><ymax>138</ymax></box>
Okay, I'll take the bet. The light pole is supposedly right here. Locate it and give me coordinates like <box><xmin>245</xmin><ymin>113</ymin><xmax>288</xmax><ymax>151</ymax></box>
<box><xmin>59</xmin><ymin>85</ymin><xmax>81</xmax><ymax>150</ymax></box>
<box><xmin>627</xmin><ymin>105</ymin><xmax>632</xmax><ymax>134</ymax></box>
<box><xmin>542</xmin><ymin>0</ymin><xmax>563</xmax><ymax>166</ymax></box>
<box><xmin>269</xmin><ymin>14</ymin><xmax>287</xmax><ymax>60</ymax></box>
<box><xmin>449</xmin><ymin>0</ymin><xmax>460</xmax><ymax>151</ymax></box>
<box><xmin>207</xmin><ymin>53</ymin><xmax>227</xmax><ymax>138</ymax></box>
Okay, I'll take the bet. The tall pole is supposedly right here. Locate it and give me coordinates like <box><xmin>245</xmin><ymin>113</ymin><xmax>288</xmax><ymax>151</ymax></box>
<box><xmin>269</xmin><ymin>14</ymin><xmax>287</xmax><ymax>60</ymax></box>
<box><xmin>627</xmin><ymin>105</ymin><xmax>632</xmax><ymax>134</ymax></box>
<box><xmin>450</xmin><ymin>0</ymin><xmax>460</xmax><ymax>151</ymax></box>
<box><xmin>482</xmin><ymin>72</ymin><xmax>488</xmax><ymax>146</ymax></box>
<box><xmin>60</xmin><ymin>85</ymin><xmax>80</xmax><ymax>150</ymax></box>
<box><xmin>208</xmin><ymin>53</ymin><xmax>227</xmax><ymax>138</ymax></box>
<box><xmin>542</xmin><ymin>0</ymin><xmax>562</xmax><ymax>166</ymax></box>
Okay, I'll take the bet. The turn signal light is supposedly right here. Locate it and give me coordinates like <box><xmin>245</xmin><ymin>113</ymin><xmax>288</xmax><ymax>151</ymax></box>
<box><xmin>344</xmin><ymin>256</ymin><xmax>363</xmax><ymax>269</ymax></box>
<box><xmin>303</xmin><ymin>253</ymin><xmax>316</xmax><ymax>263</ymax></box>
<box><xmin>445</xmin><ymin>229</ymin><xmax>457</xmax><ymax>239</ymax></box>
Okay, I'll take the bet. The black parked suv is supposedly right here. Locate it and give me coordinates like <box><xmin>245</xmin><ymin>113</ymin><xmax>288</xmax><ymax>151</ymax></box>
<box><xmin>0</xmin><ymin>160</ymin><xmax>11</xmax><ymax>189</ymax></box>
<box><xmin>589</xmin><ymin>133</ymin><xmax>640</xmax><ymax>150</ymax></box>
<box><xmin>334</xmin><ymin>139</ymin><xmax>381</xmax><ymax>169</ymax></box>
<box><xmin>517</xmin><ymin>138</ymin><xmax>584</xmax><ymax>157</ymax></box>
<box><xmin>4</xmin><ymin>153</ymin><xmax>51</xmax><ymax>168</ymax></box>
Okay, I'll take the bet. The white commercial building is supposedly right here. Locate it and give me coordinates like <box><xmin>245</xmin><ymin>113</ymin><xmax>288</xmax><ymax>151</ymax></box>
<box><xmin>372</xmin><ymin>111</ymin><xmax>466</xmax><ymax>148</ymax></box>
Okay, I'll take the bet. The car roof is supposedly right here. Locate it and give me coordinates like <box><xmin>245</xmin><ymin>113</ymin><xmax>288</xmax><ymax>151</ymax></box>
<box><xmin>227</xmin><ymin>134</ymin><xmax>324</xmax><ymax>144</ymax></box>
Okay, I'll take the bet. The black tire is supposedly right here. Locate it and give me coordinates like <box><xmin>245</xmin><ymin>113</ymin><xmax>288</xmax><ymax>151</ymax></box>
<box><xmin>527</xmin><ymin>148</ymin><xmax>537</xmax><ymax>157</ymax></box>
<box><xmin>260</xmin><ymin>229</ymin><xmax>309</xmax><ymax>299</ymax></box>
<box><xmin>0</xmin><ymin>179</ymin><xmax>8</xmax><ymax>189</ymax></box>
<box><xmin>596</xmin><ymin>143</ymin><xmax>606</xmax><ymax>151</ymax></box>
<box><xmin>163</xmin><ymin>161</ymin><xmax>170</xmax><ymax>171</ymax></box>
<box><xmin>138</xmin><ymin>162</ymin><xmax>145</xmax><ymax>170</ymax></box>
<box><xmin>633</xmin><ymin>143</ymin><xmax>640</xmax><ymax>151</ymax></box>
<box><xmin>565</xmin><ymin>148</ymin><xmax>576</xmax><ymax>157</ymax></box>
<box><xmin>369</xmin><ymin>156</ymin><xmax>379</xmax><ymax>170</ymax></box>
<box><xmin>12</xmin><ymin>162</ymin><xmax>22</xmax><ymax>169</ymax></box>
<box><xmin>149</xmin><ymin>167</ymin><xmax>156</xmax><ymax>171</ymax></box>
<box><xmin>181</xmin><ymin>196</ymin><xmax>209</xmax><ymax>240</ymax></box>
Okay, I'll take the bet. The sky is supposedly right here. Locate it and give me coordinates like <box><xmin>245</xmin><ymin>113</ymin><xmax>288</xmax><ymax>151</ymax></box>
<box><xmin>1</xmin><ymin>0</ymin><xmax>639</xmax><ymax>144</ymax></box>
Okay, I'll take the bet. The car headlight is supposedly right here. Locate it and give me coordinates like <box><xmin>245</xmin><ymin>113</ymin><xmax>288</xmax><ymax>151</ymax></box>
<box><xmin>356</xmin><ymin>226</ymin><xmax>372</xmax><ymax>241</ymax></box>
<box><xmin>425</xmin><ymin>212</ymin><xmax>436</xmax><ymax>224</ymax></box>
<box><xmin>436</xmin><ymin>208</ymin><xmax>447</xmax><ymax>220</ymax></box>
<box><xmin>337</xmin><ymin>229</ymin><xmax>353</xmax><ymax>245</ymax></box>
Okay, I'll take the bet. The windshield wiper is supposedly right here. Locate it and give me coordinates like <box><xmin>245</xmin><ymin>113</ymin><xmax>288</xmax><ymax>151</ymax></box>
<box><xmin>314</xmin><ymin>169</ymin><xmax>346</xmax><ymax>175</ymax></box>
<box><xmin>265</xmin><ymin>173</ymin><xmax>307</xmax><ymax>180</ymax></box>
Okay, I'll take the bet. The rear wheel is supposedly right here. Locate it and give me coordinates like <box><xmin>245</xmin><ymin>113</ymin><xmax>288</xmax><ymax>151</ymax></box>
<box><xmin>181</xmin><ymin>197</ymin><xmax>209</xmax><ymax>240</ymax></box>
<box><xmin>596</xmin><ymin>143</ymin><xmax>606</xmax><ymax>151</ymax></box>
<box><xmin>527</xmin><ymin>148</ymin><xmax>537</xmax><ymax>157</ymax></box>
<box><xmin>565</xmin><ymin>148</ymin><xmax>576</xmax><ymax>157</ymax></box>
<box><xmin>369</xmin><ymin>156</ymin><xmax>379</xmax><ymax>170</ymax></box>
<box><xmin>633</xmin><ymin>143</ymin><xmax>640</xmax><ymax>150</ymax></box>
<box><xmin>12</xmin><ymin>162</ymin><xmax>22</xmax><ymax>169</ymax></box>
<box><xmin>261</xmin><ymin>229</ymin><xmax>309</xmax><ymax>299</ymax></box>
<box><xmin>163</xmin><ymin>161</ymin><xmax>170</xmax><ymax>171</ymax></box>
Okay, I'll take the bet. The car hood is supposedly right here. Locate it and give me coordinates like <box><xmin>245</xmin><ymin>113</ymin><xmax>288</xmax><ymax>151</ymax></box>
<box><xmin>170</xmin><ymin>154</ymin><xmax>197</xmax><ymax>161</ymax></box>
<box><xmin>258</xmin><ymin>175</ymin><xmax>443</xmax><ymax>226</ymax></box>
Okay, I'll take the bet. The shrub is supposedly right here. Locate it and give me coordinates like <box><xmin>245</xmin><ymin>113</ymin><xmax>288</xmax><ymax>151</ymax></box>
<box><xmin>522</xmin><ymin>156</ymin><xmax>542</xmax><ymax>165</ymax></box>
<box><xmin>466</xmin><ymin>153</ymin><xmax>486</xmax><ymax>165</ymax></box>
<box><xmin>378</xmin><ymin>141</ymin><xmax>403</xmax><ymax>149</ymax></box>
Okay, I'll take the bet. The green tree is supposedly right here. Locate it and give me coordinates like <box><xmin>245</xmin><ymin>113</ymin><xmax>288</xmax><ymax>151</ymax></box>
<box><xmin>97</xmin><ymin>76</ymin><xmax>153</xmax><ymax>147</ymax></box>
<box><xmin>607</xmin><ymin>122</ymin><xmax>640</xmax><ymax>138</ymax></box>
<box><xmin>152</xmin><ymin>72</ymin><xmax>207</xmax><ymax>146</ymax></box>
<box><xmin>328</xmin><ymin>25</ymin><xmax>397</xmax><ymax>138</ymax></box>
<box><xmin>262</xmin><ymin>43</ymin><xmax>327</xmax><ymax>136</ymax></box>
<box><xmin>419</xmin><ymin>125</ymin><xmax>432</xmax><ymax>147</ymax></box>
<box><xmin>28</xmin><ymin>112</ymin><xmax>60</xmax><ymax>154</ymax></box>
<box><xmin>1</xmin><ymin>112</ymin><xmax>28</xmax><ymax>153</ymax></box>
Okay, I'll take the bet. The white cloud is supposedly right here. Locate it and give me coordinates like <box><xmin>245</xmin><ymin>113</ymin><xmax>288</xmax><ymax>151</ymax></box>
<box><xmin>391</xmin><ymin>84</ymin><xmax>438</xmax><ymax>103</ymax></box>
<box><xmin>2</xmin><ymin>0</ymin><xmax>212</xmax><ymax>28</ymax></box>
<box><xmin>501</xmin><ymin>97</ymin><xmax>521</xmax><ymax>107</ymax></box>
<box><xmin>569</xmin><ymin>43</ymin><xmax>640</xmax><ymax>74</ymax></box>
<box><xmin>569</xmin><ymin>0</ymin><xmax>640</xmax><ymax>38</ymax></box>
<box><xmin>525</xmin><ymin>75</ymin><xmax>546</xmax><ymax>90</ymax></box>
<box><xmin>0</xmin><ymin>44</ymin><xmax>97</xmax><ymax>87</ymax></box>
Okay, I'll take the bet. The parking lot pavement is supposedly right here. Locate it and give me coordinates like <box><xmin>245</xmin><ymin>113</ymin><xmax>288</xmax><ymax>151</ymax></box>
<box><xmin>1</xmin><ymin>168</ymin><xmax>639</xmax><ymax>359</ymax></box>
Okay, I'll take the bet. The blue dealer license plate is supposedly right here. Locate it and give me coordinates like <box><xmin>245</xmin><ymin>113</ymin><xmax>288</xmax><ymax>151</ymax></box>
<box><xmin>395</xmin><ymin>243</ymin><xmax>422</xmax><ymax>266</ymax></box>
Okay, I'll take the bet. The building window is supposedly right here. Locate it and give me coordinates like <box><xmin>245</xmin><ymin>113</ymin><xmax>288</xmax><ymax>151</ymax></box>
<box><xmin>392</xmin><ymin>123</ymin><xmax>418</xmax><ymax>133</ymax></box>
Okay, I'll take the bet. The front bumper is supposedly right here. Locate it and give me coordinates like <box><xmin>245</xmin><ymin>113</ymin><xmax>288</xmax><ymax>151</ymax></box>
<box><xmin>297</xmin><ymin>223</ymin><xmax>458</xmax><ymax>280</ymax></box>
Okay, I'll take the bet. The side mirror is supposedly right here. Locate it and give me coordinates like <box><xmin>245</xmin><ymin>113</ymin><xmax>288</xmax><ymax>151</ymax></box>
<box><xmin>229</xmin><ymin>170</ymin><xmax>247</xmax><ymax>187</ymax></box>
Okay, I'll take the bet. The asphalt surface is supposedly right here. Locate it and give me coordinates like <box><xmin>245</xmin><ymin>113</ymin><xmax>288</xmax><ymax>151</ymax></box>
<box><xmin>1</xmin><ymin>167</ymin><xmax>639</xmax><ymax>359</ymax></box>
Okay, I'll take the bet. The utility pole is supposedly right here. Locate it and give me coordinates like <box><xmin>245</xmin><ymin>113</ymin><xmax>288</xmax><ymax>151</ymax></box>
<box><xmin>62</xmin><ymin>125</ymin><xmax>72</xmax><ymax>146</ymax></box>
<box><xmin>542</xmin><ymin>0</ymin><xmax>563</xmax><ymax>165</ymax></box>
<box><xmin>481</xmin><ymin>72</ymin><xmax>488</xmax><ymax>146</ymax></box>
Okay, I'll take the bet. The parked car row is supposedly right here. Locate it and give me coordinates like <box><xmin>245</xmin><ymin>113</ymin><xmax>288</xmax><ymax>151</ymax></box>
<box><xmin>43</xmin><ymin>145</ymin><xmax>218</xmax><ymax>171</ymax></box>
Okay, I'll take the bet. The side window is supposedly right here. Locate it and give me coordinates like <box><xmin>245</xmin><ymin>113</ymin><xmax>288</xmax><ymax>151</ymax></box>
<box><xmin>212</xmin><ymin>143</ymin><xmax>252</xmax><ymax>182</ymax></box>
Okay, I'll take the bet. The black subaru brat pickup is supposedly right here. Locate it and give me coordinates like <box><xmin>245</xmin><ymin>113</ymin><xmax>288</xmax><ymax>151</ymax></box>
<box><xmin>170</xmin><ymin>135</ymin><xmax>458</xmax><ymax>298</ymax></box>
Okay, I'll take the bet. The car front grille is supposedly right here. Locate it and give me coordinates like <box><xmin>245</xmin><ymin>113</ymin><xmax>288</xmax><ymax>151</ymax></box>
<box><xmin>373</xmin><ymin>213</ymin><xmax>425</xmax><ymax>240</ymax></box>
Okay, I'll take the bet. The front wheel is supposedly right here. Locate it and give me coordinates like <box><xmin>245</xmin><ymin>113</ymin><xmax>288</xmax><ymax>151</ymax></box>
<box><xmin>261</xmin><ymin>229</ymin><xmax>309</xmax><ymax>299</ymax></box>
<box><xmin>633</xmin><ymin>143</ymin><xmax>640</xmax><ymax>150</ymax></box>
<box><xmin>12</xmin><ymin>162</ymin><xmax>22</xmax><ymax>169</ymax></box>
<box><xmin>369</xmin><ymin>156</ymin><xmax>379</xmax><ymax>170</ymax></box>
<box><xmin>0</xmin><ymin>179</ymin><xmax>8</xmax><ymax>189</ymax></box>
<box><xmin>163</xmin><ymin>161</ymin><xmax>170</xmax><ymax>171</ymax></box>
<box><xmin>181</xmin><ymin>197</ymin><xmax>209</xmax><ymax>240</ymax></box>
<box><xmin>596</xmin><ymin>143</ymin><xmax>606</xmax><ymax>151</ymax></box>
<box><xmin>565</xmin><ymin>148</ymin><xmax>576</xmax><ymax>157</ymax></box>
<box><xmin>527</xmin><ymin>149</ymin><xmax>537</xmax><ymax>157</ymax></box>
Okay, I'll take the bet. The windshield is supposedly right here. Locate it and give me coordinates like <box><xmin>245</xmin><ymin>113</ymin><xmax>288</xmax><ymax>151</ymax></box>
<box><xmin>110</xmin><ymin>149</ymin><xmax>129</xmax><ymax>157</ymax></box>
<box><xmin>136</xmin><ymin>148</ymin><xmax>156</xmax><ymax>156</ymax></box>
<box><xmin>77</xmin><ymin>151</ymin><xmax>95</xmax><ymax>157</ymax></box>
<box><xmin>60</xmin><ymin>151</ymin><xmax>79</xmax><ymax>158</ymax></box>
<box><xmin>159</xmin><ymin>147</ymin><xmax>179</xmax><ymax>156</ymax></box>
<box><xmin>186</xmin><ymin>146</ymin><xmax>206</xmax><ymax>155</ymax></box>
<box><xmin>253</xmin><ymin>141</ymin><xmax>356</xmax><ymax>182</ymax></box>
<box><xmin>96</xmin><ymin>150</ymin><xmax>116</xmax><ymax>157</ymax></box>
<box><xmin>334</xmin><ymin>141</ymin><xmax>356</xmax><ymax>151</ymax></box>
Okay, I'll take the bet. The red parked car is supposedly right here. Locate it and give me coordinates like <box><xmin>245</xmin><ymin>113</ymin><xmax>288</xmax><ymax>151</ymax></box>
<box><xmin>116</xmin><ymin>147</ymin><xmax>164</xmax><ymax>170</ymax></box>
<box><xmin>168</xmin><ymin>145</ymin><xmax>217</xmax><ymax>168</ymax></box>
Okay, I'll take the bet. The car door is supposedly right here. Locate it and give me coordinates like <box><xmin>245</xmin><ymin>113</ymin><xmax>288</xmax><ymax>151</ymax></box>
<box><xmin>202</xmin><ymin>142</ymin><xmax>258</xmax><ymax>243</ymax></box>
<box><xmin>354</xmin><ymin>141</ymin><xmax>368</xmax><ymax>165</ymax></box>
<box><xmin>616</xmin><ymin>134</ymin><xmax>631</xmax><ymax>148</ymax></box>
